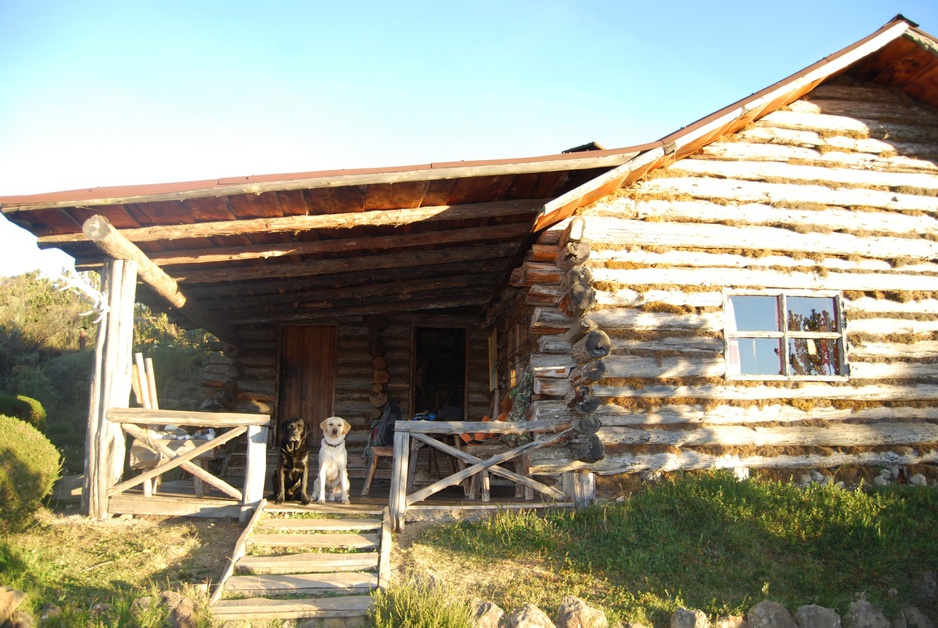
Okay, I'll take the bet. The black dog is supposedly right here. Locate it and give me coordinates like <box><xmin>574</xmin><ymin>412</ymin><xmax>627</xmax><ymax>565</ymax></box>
<box><xmin>272</xmin><ymin>417</ymin><xmax>312</xmax><ymax>504</ymax></box>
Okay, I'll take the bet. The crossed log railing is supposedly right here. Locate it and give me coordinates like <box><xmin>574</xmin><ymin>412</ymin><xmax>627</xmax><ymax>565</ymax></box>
<box><xmin>106</xmin><ymin>408</ymin><xmax>270</xmax><ymax>518</ymax></box>
<box><xmin>388</xmin><ymin>420</ymin><xmax>574</xmax><ymax>531</ymax></box>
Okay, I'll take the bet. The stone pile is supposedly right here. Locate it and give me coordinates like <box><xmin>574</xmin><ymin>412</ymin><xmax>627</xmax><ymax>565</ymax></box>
<box><xmin>468</xmin><ymin>596</ymin><xmax>935</xmax><ymax>628</ymax></box>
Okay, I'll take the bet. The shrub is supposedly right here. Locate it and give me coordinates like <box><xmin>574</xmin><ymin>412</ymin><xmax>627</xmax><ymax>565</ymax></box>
<box><xmin>0</xmin><ymin>414</ymin><xmax>61</xmax><ymax>530</ymax></box>
<box><xmin>0</xmin><ymin>394</ymin><xmax>46</xmax><ymax>432</ymax></box>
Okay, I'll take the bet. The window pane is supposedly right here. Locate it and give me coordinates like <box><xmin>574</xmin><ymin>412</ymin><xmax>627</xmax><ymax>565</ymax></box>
<box><xmin>788</xmin><ymin>338</ymin><xmax>841</xmax><ymax>376</ymax></box>
<box><xmin>728</xmin><ymin>296</ymin><xmax>779</xmax><ymax>332</ymax></box>
<box><xmin>786</xmin><ymin>297</ymin><xmax>838</xmax><ymax>332</ymax></box>
<box><xmin>731</xmin><ymin>338</ymin><xmax>782</xmax><ymax>375</ymax></box>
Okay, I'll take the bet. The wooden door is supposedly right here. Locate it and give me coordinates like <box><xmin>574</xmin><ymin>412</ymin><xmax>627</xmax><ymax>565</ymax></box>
<box><xmin>278</xmin><ymin>326</ymin><xmax>337</xmax><ymax>442</ymax></box>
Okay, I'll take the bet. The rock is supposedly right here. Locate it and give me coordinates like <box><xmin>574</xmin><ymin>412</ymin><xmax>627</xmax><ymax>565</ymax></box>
<box><xmin>714</xmin><ymin>616</ymin><xmax>747</xmax><ymax>628</ymax></box>
<box><xmin>159</xmin><ymin>590</ymin><xmax>198</xmax><ymax>628</ymax></box>
<box><xmin>0</xmin><ymin>586</ymin><xmax>27</xmax><ymax>623</ymax></box>
<box><xmin>471</xmin><ymin>598</ymin><xmax>505</xmax><ymax>628</ymax></box>
<box><xmin>556</xmin><ymin>596</ymin><xmax>608</xmax><ymax>628</ymax></box>
<box><xmin>909</xmin><ymin>474</ymin><xmax>927</xmax><ymax>486</ymax></box>
<box><xmin>507</xmin><ymin>603</ymin><xmax>556</xmax><ymax>628</ymax></box>
<box><xmin>747</xmin><ymin>600</ymin><xmax>797</xmax><ymax>628</ymax></box>
<box><xmin>892</xmin><ymin>606</ymin><xmax>934</xmax><ymax>628</ymax></box>
<box><xmin>9</xmin><ymin>609</ymin><xmax>34</xmax><ymax>628</ymax></box>
<box><xmin>873</xmin><ymin>476</ymin><xmax>890</xmax><ymax>487</ymax></box>
<box><xmin>794</xmin><ymin>604</ymin><xmax>841</xmax><ymax>627</ymax></box>
<box><xmin>811</xmin><ymin>471</ymin><xmax>825</xmax><ymax>483</ymax></box>
<box><xmin>671</xmin><ymin>607</ymin><xmax>709</xmax><ymax>628</ymax></box>
<box><xmin>914</xmin><ymin>570</ymin><xmax>937</xmax><ymax>603</ymax></box>
<box><xmin>800</xmin><ymin>473</ymin><xmax>814</xmax><ymax>486</ymax></box>
<box><xmin>39</xmin><ymin>604</ymin><xmax>62</xmax><ymax>621</ymax></box>
<box><xmin>845</xmin><ymin>598</ymin><xmax>888</xmax><ymax>628</ymax></box>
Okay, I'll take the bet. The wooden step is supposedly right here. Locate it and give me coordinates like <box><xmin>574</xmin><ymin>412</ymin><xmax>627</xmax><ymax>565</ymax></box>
<box><xmin>237</xmin><ymin>551</ymin><xmax>379</xmax><ymax>575</ymax></box>
<box><xmin>258</xmin><ymin>517</ymin><xmax>382</xmax><ymax>532</ymax></box>
<box><xmin>249</xmin><ymin>532</ymin><xmax>379</xmax><ymax>549</ymax></box>
<box><xmin>212</xmin><ymin>594</ymin><xmax>373</xmax><ymax>621</ymax></box>
<box><xmin>266</xmin><ymin>503</ymin><xmax>384</xmax><ymax>516</ymax></box>
<box><xmin>222</xmin><ymin>572</ymin><xmax>377</xmax><ymax>597</ymax></box>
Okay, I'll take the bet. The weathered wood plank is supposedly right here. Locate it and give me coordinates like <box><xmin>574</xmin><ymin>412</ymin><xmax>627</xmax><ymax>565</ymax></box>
<box><xmin>602</xmin><ymin>354</ymin><xmax>725</xmax><ymax>379</ymax></box>
<box><xmin>738</xmin><ymin>125</ymin><xmax>938</xmax><ymax>161</ymax></box>
<box><xmin>211</xmin><ymin>595</ymin><xmax>372</xmax><ymax>620</ymax></box>
<box><xmin>236</xmin><ymin>552</ymin><xmax>380</xmax><ymax>575</ymax></box>
<box><xmin>699</xmin><ymin>139</ymin><xmax>938</xmax><ymax>172</ymax></box>
<box><xmin>221</xmin><ymin>572</ymin><xmax>376</xmax><ymax>596</ymax></box>
<box><xmin>587</xmin><ymin>308</ymin><xmax>723</xmax><ymax>332</ymax></box>
<box><xmin>107</xmin><ymin>407</ymin><xmax>270</xmax><ymax>426</ymax></box>
<box><xmin>249</xmin><ymin>533</ymin><xmax>378</xmax><ymax>549</ymax></box>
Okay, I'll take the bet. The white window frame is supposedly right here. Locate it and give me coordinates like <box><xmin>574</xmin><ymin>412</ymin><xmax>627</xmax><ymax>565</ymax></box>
<box><xmin>724</xmin><ymin>289</ymin><xmax>848</xmax><ymax>382</ymax></box>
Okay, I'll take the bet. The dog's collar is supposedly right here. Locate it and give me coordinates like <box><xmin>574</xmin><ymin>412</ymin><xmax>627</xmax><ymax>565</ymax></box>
<box><xmin>323</xmin><ymin>440</ymin><xmax>343</xmax><ymax>448</ymax></box>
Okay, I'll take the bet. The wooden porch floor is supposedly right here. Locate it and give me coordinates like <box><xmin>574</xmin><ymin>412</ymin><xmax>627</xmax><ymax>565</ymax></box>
<box><xmin>109</xmin><ymin>473</ymin><xmax>572</xmax><ymax>522</ymax></box>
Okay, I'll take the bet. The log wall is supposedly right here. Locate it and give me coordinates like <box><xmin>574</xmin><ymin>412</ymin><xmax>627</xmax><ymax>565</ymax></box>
<box><xmin>201</xmin><ymin>316</ymin><xmax>491</xmax><ymax>479</ymax></box>
<box><xmin>523</xmin><ymin>78</ymin><xmax>938</xmax><ymax>476</ymax></box>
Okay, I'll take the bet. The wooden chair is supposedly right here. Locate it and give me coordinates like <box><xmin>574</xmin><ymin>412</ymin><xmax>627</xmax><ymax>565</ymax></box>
<box><xmin>361</xmin><ymin>446</ymin><xmax>394</xmax><ymax>496</ymax></box>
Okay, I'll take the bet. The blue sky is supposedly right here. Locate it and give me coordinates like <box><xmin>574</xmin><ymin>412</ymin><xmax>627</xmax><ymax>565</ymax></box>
<box><xmin>2</xmin><ymin>1</ymin><xmax>937</xmax><ymax>277</ymax></box>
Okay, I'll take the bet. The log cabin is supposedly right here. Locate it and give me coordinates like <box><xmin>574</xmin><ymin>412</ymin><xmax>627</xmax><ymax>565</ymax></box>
<box><xmin>2</xmin><ymin>15</ymin><xmax>938</xmax><ymax>523</ymax></box>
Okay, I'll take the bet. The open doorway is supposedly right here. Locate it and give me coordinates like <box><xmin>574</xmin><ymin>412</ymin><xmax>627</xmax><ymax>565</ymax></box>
<box><xmin>412</xmin><ymin>327</ymin><xmax>466</xmax><ymax>420</ymax></box>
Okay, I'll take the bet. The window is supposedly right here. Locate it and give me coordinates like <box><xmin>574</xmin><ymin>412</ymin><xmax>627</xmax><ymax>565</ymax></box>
<box><xmin>725</xmin><ymin>291</ymin><xmax>847</xmax><ymax>380</ymax></box>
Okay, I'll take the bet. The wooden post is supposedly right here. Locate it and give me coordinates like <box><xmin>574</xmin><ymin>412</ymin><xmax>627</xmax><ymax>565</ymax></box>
<box><xmin>388</xmin><ymin>428</ymin><xmax>410</xmax><ymax>532</ymax></box>
<box><xmin>565</xmin><ymin>470</ymin><xmax>596</xmax><ymax>509</ymax></box>
<box><xmin>241</xmin><ymin>424</ymin><xmax>269</xmax><ymax>522</ymax></box>
<box><xmin>84</xmin><ymin>260</ymin><xmax>137</xmax><ymax>518</ymax></box>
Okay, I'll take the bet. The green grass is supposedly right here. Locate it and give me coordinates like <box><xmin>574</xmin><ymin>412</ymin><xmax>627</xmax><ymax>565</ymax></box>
<box><xmin>405</xmin><ymin>471</ymin><xmax>938</xmax><ymax>626</ymax></box>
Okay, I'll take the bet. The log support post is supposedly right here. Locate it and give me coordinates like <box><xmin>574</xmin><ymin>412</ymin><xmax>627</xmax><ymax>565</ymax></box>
<box><xmin>242</xmin><ymin>423</ymin><xmax>269</xmax><ymax>522</ymax></box>
<box><xmin>83</xmin><ymin>259</ymin><xmax>137</xmax><ymax>519</ymax></box>
<box><xmin>388</xmin><ymin>427</ymin><xmax>410</xmax><ymax>532</ymax></box>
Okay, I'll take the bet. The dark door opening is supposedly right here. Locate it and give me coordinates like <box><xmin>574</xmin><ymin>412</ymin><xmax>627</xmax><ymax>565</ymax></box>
<box><xmin>412</xmin><ymin>327</ymin><xmax>466</xmax><ymax>420</ymax></box>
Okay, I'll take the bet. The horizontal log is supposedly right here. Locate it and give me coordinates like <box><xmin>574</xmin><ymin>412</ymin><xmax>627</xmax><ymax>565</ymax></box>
<box><xmin>530</xmin><ymin>308</ymin><xmax>575</xmax><ymax>335</ymax></box>
<box><xmin>699</xmin><ymin>138</ymin><xmax>938</xmax><ymax>173</ymax></box>
<box><xmin>738</xmin><ymin>124</ymin><xmax>938</xmax><ymax>162</ymax></box>
<box><xmin>530</xmin><ymin>448</ymin><xmax>938</xmax><ymax>475</ymax></box>
<box><xmin>603</xmin><ymin>354</ymin><xmax>725</xmax><ymax>379</ymax></box>
<box><xmin>596</xmin><ymin>196</ymin><xmax>938</xmax><ymax>239</ymax></box>
<box><xmin>531</xmin><ymin>353</ymin><xmax>577</xmax><ymax>379</ymax></box>
<box><xmin>395</xmin><ymin>420</ymin><xmax>571</xmax><ymax>435</ymax></box>
<box><xmin>42</xmin><ymin>199</ymin><xmax>545</xmax><ymax>245</ymax></box>
<box><xmin>671</xmin><ymin>157</ymin><xmax>938</xmax><ymax>191</ymax></box>
<box><xmin>611</xmin><ymin>336</ymin><xmax>724</xmax><ymax>355</ymax></box>
<box><xmin>598</xmin><ymin>421</ymin><xmax>938</xmax><ymax>448</ymax></box>
<box><xmin>759</xmin><ymin>110</ymin><xmax>938</xmax><ymax>145</ymax></box>
<box><xmin>845</xmin><ymin>297</ymin><xmax>938</xmax><ymax>316</ymax></box>
<box><xmin>789</xmin><ymin>98</ymin><xmax>938</xmax><ymax>128</ymax></box>
<box><xmin>589</xmin><ymin>246</ymin><xmax>938</xmax><ymax>276</ymax></box>
<box><xmin>529</xmin><ymin>399</ymin><xmax>938</xmax><ymax>425</ymax></box>
<box><xmin>571</xmin><ymin>329</ymin><xmax>610</xmax><ymax>361</ymax></box>
<box><xmin>847</xmin><ymin>360</ymin><xmax>938</xmax><ymax>380</ymax></box>
<box><xmin>590</xmin><ymin>382</ymin><xmax>938</xmax><ymax>401</ymax></box>
<box><xmin>107</xmin><ymin>407</ymin><xmax>270</xmax><ymax>427</ymax></box>
<box><xmin>850</xmin><ymin>340</ymin><xmax>938</xmax><ymax>360</ymax></box>
<box><xmin>847</xmin><ymin>316</ymin><xmax>938</xmax><ymax>336</ymax></box>
<box><xmin>589</xmin><ymin>266</ymin><xmax>938</xmax><ymax>293</ymax></box>
<box><xmin>582</xmin><ymin>216</ymin><xmax>938</xmax><ymax>261</ymax></box>
<box><xmin>588</xmin><ymin>308</ymin><xmax>722</xmax><ymax>333</ymax></box>
<box><xmin>635</xmin><ymin>175</ymin><xmax>938</xmax><ymax>214</ymax></box>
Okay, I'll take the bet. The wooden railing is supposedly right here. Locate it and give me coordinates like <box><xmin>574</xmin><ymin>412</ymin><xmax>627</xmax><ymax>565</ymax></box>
<box><xmin>388</xmin><ymin>420</ymin><xmax>574</xmax><ymax>531</ymax></box>
<box><xmin>106</xmin><ymin>407</ymin><xmax>270</xmax><ymax>520</ymax></box>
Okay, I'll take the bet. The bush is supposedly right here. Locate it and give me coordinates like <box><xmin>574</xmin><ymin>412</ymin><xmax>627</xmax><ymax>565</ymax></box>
<box><xmin>0</xmin><ymin>394</ymin><xmax>46</xmax><ymax>432</ymax></box>
<box><xmin>0</xmin><ymin>414</ymin><xmax>61</xmax><ymax>530</ymax></box>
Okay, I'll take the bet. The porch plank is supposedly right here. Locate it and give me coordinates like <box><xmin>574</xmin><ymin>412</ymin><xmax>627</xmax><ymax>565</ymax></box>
<box><xmin>236</xmin><ymin>552</ymin><xmax>379</xmax><ymax>575</ymax></box>
<box><xmin>222</xmin><ymin>572</ymin><xmax>377</xmax><ymax>596</ymax></box>
<box><xmin>249</xmin><ymin>532</ymin><xmax>379</xmax><ymax>549</ymax></box>
<box><xmin>211</xmin><ymin>595</ymin><xmax>373</xmax><ymax>621</ymax></box>
<box><xmin>257</xmin><ymin>517</ymin><xmax>382</xmax><ymax>532</ymax></box>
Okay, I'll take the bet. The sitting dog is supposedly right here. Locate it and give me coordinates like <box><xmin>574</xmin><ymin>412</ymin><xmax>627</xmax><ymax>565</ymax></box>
<box><xmin>272</xmin><ymin>417</ymin><xmax>311</xmax><ymax>504</ymax></box>
<box><xmin>312</xmin><ymin>416</ymin><xmax>352</xmax><ymax>504</ymax></box>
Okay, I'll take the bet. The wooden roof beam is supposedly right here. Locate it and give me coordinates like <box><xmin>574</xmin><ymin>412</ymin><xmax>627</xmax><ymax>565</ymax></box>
<box><xmin>173</xmin><ymin>242</ymin><xmax>522</xmax><ymax>284</ymax></box>
<box><xmin>82</xmin><ymin>215</ymin><xmax>238</xmax><ymax>342</ymax></box>
<box><xmin>144</xmin><ymin>223</ymin><xmax>533</xmax><ymax>267</ymax></box>
<box><xmin>41</xmin><ymin>199</ymin><xmax>547</xmax><ymax>247</ymax></box>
